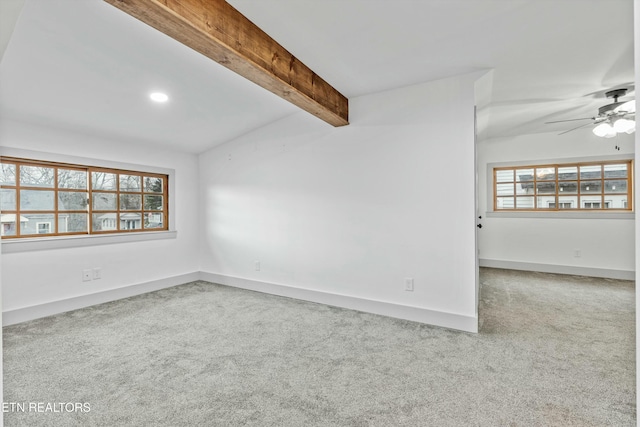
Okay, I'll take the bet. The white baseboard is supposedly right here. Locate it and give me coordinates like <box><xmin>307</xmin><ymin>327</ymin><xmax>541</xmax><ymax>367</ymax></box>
<box><xmin>479</xmin><ymin>259</ymin><xmax>635</xmax><ymax>281</ymax></box>
<box><xmin>199</xmin><ymin>272</ymin><xmax>478</xmax><ymax>333</ymax></box>
<box><xmin>3</xmin><ymin>271</ymin><xmax>478</xmax><ymax>332</ymax></box>
<box><xmin>8</xmin><ymin>262</ymin><xmax>629</xmax><ymax>331</ymax></box>
<box><xmin>2</xmin><ymin>272</ymin><xmax>201</xmax><ymax>326</ymax></box>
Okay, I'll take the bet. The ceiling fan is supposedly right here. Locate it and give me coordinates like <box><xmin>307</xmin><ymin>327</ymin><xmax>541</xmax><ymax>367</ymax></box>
<box><xmin>546</xmin><ymin>88</ymin><xmax>636</xmax><ymax>137</ymax></box>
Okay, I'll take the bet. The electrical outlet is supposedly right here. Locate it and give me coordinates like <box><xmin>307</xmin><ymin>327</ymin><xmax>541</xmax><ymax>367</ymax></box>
<box><xmin>404</xmin><ymin>277</ymin><xmax>414</xmax><ymax>292</ymax></box>
<box><xmin>574</xmin><ymin>249</ymin><xmax>581</xmax><ymax>258</ymax></box>
<box><xmin>82</xmin><ymin>269</ymin><xmax>92</xmax><ymax>282</ymax></box>
<box><xmin>93</xmin><ymin>268</ymin><xmax>102</xmax><ymax>280</ymax></box>
<box><xmin>255</xmin><ymin>261</ymin><xmax>260</xmax><ymax>271</ymax></box>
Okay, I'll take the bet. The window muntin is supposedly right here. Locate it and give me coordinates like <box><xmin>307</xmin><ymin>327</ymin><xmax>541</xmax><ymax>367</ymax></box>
<box><xmin>494</xmin><ymin>161</ymin><xmax>632</xmax><ymax>211</ymax></box>
<box><xmin>0</xmin><ymin>157</ymin><xmax>168</xmax><ymax>238</ymax></box>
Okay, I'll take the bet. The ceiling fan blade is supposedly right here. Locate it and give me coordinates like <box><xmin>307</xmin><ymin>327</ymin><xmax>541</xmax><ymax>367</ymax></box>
<box><xmin>558</xmin><ymin>121</ymin><xmax>597</xmax><ymax>135</ymax></box>
<box><xmin>545</xmin><ymin>117</ymin><xmax>594</xmax><ymax>124</ymax></box>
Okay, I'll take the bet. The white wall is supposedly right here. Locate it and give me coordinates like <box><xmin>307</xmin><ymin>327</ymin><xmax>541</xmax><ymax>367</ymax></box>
<box><xmin>0</xmin><ymin>0</ymin><xmax>25</xmax><ymax>63</ymax></box>
<box><xmin>199</xmin><ymin>73</ymin><xmax>481</xmax><ymax>332</ymax></box>
<box><xmin>0</xmin><ymin>118</ymin><xmax>200</xmax><ymax>320</ymax></box>
<box><xmin>0</xmin><ymin>2</ymin><xmax>26</xmax><ymax>421</ymax></box>
<box><xmin>633</xmin><ymin>0</ymin><xmax>639</xmax><ymax>417</ymax></box>
<box><xmin>478</xmin><ymin>129</ymin><xmax>635</xmax><ymax>278</ymax></box>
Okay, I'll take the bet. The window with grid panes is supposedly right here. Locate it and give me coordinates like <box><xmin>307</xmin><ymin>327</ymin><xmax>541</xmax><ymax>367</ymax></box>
<box><xmin>0</xmin><ymin>157</ymin><xmax>168</xmax><ymax>238</ymax></box>
<box><xmin>494</xmin><ymin>160</ymin><xmax>632</xmax><ymax>211</ymax></box>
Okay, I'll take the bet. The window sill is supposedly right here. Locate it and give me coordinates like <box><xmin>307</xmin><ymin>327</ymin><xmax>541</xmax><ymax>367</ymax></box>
<box><xmin>1</xmin><ymin>230</ymin><xmax>177</xmax><ymax>254</ymax></box>
<box><xmin>485</xmin><ymin>211</ymin><xmax>634</xmax><ymax>220</ymax></box>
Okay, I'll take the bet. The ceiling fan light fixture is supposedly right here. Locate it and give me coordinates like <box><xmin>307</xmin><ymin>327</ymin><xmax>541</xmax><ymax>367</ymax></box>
<box><xmin>625</xmin><ymin>123</ymin><xmax>636</xmax><ymax>134</ymax></box>
<box><xmin>593</xmin><ymin>122</ymin><xmax>614</xmax><ymax>137</ymax></box>
<box><xmin>613</xmin><ymin>118</ymin><xmax>635</xmax><ymax>134</ymax></box>
<box><xmin>615</xmin><ymin>100</ymin><xmax>636</xmax><ymax>114</ymax></box>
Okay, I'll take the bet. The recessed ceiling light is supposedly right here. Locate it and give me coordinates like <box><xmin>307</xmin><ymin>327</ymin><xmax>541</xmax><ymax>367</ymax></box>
<box><xmin>149</xmin><ymin>92</ymin><xmax>169</xmax><ymax>103</ymax></box>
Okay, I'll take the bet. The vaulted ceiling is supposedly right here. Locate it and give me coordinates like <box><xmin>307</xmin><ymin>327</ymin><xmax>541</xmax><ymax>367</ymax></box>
<box><xmin>0</xmin><ymin>0</ymin><xmax>635</xmax><ymax>153</ymax></box>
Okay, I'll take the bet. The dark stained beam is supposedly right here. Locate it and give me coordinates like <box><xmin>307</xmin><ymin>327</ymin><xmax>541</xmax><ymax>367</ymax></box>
<box><xmin>104</xmin><ymin>0</ymin><xmax>349</xmax><ymax>126</ymax></box>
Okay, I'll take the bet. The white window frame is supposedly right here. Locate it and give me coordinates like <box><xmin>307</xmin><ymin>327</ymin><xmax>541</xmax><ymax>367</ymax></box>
<box><xmin>35</xmin><ymin>221</ymin><xmax>52</xmax><ymax>235</ymax></box>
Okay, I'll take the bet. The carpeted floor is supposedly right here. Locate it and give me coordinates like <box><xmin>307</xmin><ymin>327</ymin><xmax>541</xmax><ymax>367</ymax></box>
<box><xmin>3</xmin><ymin>268</ymin><xmax>636</xmax><ymax>426</ymax></box>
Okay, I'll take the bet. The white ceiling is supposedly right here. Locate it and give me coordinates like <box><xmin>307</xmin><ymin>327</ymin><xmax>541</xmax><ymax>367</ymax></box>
<box><xmin>0</xmin><ymin>0</ymin><xmax>635</xmax><ymax>153</ymax></box>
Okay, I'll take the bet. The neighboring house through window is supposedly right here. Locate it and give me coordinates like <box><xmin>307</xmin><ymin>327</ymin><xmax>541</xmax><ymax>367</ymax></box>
<box><xmin>493</xmin><ymin>160</ymin><xmax>632</xmax><ymax>211</ymax></box>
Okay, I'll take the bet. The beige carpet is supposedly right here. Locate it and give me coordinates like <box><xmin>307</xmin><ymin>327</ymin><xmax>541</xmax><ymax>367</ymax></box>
<box><xmin>3</xmin><ymin>268</ymin><xmax>635</xmax><ymax>426</ymax></box>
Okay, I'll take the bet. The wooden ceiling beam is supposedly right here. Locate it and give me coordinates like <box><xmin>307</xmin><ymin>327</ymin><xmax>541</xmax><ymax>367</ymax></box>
<box><xmin>104</xmin><ymin>0</ymin><xmax>349</xmax><ymax>126</ymax></box>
